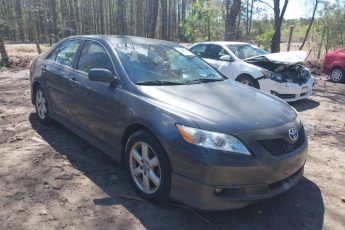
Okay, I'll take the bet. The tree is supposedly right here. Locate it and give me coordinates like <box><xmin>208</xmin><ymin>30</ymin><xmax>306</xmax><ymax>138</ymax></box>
<box><xmin>270</xmin><ymin>0</ymin><xmax>289</xmax><ymax>52</ymax></box>
<box><xmin>0</xmin><ymin>34</ymin><xmax>9</xmax><ymax>66</ymax></box>
<box><xmin>160</xmin><ymin>0</ymin><xmax>168</xmax><ymax>40</ymax></box>
<box><xmin>248</xmin><ymin>0</ymin><xmax>254</xmax><ymax>36</ymax></box>
<box><xmin>74</xmin><ymin>0</ymin><xmax>81</xmax><ymax>34</ymax></box>
<box><xmin>136</xmin><ymin>0</ymin><xmax>144</xmax><ymax>36</ymax></box>
<box><xmin>181</xmin><ymin>0</ymin><xmax>223</xmax><ymax>42</ymax></box>
<box><xmin>224</xmin><ymin>0</ymin><xmax>241</xmax><ymax>40</ymax></box>
<box><xmin>99</xmin><ymin>0</ymin><xmax>105</xmax><ymax>34</ymax></box>
<box><xmin>149</xmin><ymin>0</ymin><xmax>159</xmax><ymax>38</ymax></box>
<box><xmin>116</xmin><ymin>0</ymin><xmax>127</xmax><ymax>35</ymax></box>
<box><xmin>0</xmin><ymin>0</ymin><xmax>343</xmax><ymax>53</ymax></box>
<box><xmin>299</xmin><ymin>0</ymin><xmax>319</xmax><ymax>50</ymax></box>
<box><xmin>50</xmin><ymin>0</ymin><xmax>59</xmax><ymax>42</ymax></box>
<box><xmin>15</xmin><ymin>0</ymin><xmax>25</xmax><ymax>41</ymax></box>
<box><xmin>128</xmin><ymin>0</ymin><xmax>134</xmax><ymax>35</ymax></box>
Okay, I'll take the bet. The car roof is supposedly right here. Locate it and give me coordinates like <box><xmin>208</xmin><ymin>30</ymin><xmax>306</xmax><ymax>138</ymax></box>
<box><xmin>66</xmin><ymin>35</ymin><xmax>177</xmax><ymax>46</ymax></box>
<box><xmin>194</xmin><ymin>41</ymin><xmax>250</xmax><ymax>46</ymax></box>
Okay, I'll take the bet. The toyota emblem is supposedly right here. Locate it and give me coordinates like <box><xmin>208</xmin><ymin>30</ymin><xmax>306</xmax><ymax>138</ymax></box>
<box><xmin>288</xmin><ymin>128</ymin><xmax>298</xmax><ymax>142</ymax></box>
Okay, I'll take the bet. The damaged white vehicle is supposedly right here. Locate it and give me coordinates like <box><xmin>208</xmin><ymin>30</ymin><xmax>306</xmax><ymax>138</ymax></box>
<box><xmin>189</xmin><ymin>42</ymin><xmax>314</xmax><ymax>102</ymax></box>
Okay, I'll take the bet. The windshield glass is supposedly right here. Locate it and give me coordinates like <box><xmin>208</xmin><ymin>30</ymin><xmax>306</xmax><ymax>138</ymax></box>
<box><xmin>227</xmin><ymin>44</ymin><xmax>269</xmax><ymax>60</ymax></box>
<box><xmin>114</xmin><ymin>43</ymin><xmax>225</xmax><ymax>85</ymax></box>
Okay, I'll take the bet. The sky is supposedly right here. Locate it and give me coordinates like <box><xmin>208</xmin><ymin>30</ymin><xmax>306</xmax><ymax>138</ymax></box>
<box><xmin>256</xmin><ymin>0</ymin><xmax>340</xmax><ymax>20</ymax></box>
<box><xmin>284</xmin><ymin>0</ymin><xmax>309</xmax><ymax>19</ymax></box>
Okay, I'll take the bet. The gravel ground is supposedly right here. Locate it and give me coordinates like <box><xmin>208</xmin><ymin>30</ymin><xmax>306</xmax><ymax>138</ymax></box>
<box><xmin>0</xmin><ymin>69</ymin><xmax>344</xmax><ymax>230</ymax></box>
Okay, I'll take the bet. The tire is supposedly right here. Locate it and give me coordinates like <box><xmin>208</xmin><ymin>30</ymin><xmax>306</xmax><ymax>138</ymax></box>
<box><xmin>34</xmin><ymin>86</ymin><xmax>52</xmax><ymax>124</ymax></box>
<box><xmin>330</xmin><ymin>67</ymin><xmax>344</xmax><ymax>83</ymax></box>
<box><xmin>125</xmin><ymin>130</ymin><xmax>171</xmax><ymax>203</ymax></box>
<box><xmin>236</xmin><ymin>75</ymin><xmax>260</xmax><ymax>89</ymax></box>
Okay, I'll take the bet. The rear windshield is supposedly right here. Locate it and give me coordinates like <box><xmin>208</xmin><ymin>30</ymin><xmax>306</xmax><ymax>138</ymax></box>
<box><xmin>227</xmin><ymin>44</ymin><xmax>269</xmax><ymax>60</ymax></box>
<box><xmin>114</xmin><ymin>43</ymin><xmax>225</xmax><ymax>85</ymax></box>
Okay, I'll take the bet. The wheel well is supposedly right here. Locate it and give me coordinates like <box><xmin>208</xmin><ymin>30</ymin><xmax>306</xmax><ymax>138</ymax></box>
<box><xmin>235</xmin><ymin>73</ymin><xmax>254</xmax><ymax>81</ymax></box>
<box><xmin>331</xmin><ymin>66</ymin><xmax>344</xmax><ymax>72</ymax></box>
<box><xmin>120</xmin><ymin>124</ymin><xmax>156</xmax><ymax>165</ymax></box>
<box><xmin>235</xmin><ymin>74</ymin><xmax>260</xmax><ymax>89</ymax></box>
<box><xmin>32</xmin><ymin>81</ymin><xmax>41</xmax><ymax>104</ymax></box>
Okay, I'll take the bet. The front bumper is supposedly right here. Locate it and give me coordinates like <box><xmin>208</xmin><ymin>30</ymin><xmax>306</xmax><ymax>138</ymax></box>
<box><xmin>170</xmin><ymin>166</ymin><xmax>304</xmax><ymax>211</ymax></box>
<box><xmin>166</xmin><ymin>121</ymin><xmax>308</xmax><ymax>210</ymax></box>
<box><xmin>259</xmin><ymin>76</ymin><xmax>314</xmax><ymax>102</ymax></box>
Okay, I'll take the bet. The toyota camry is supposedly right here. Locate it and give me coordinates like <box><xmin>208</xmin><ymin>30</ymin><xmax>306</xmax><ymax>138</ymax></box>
<box><xmin>30</xmin><ymin>35</ymin><xmax>308</xmax><ymax>210</ymax></box>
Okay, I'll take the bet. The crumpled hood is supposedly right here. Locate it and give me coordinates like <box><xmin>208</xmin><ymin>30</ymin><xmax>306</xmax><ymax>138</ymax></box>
<box><xmin>140</xmin><ymin>80</ymin><xmax>297</xmax><ymax>134</ymax></box>
<box><xmin>245</xmin><ymin>51</ymin><xmax>307</xmax><ymax>65</ymax></box>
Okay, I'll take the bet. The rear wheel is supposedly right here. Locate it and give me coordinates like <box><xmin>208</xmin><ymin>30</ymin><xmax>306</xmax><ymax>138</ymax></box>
<box><xmin>35</xmin><ymin>86</ymin><xmax>52</xmax><ymax>124</ymax></box>
<box><xmin>236</xmin><ymin>75</ymin><xmax>259</xmax><ymax>89</ymax></box>
<box><xmin>330</xmin><ymin>67</ymin><xmax>344</xmax><ymax>83</ymax></box>
<box><xmin>125</xmin><ymin>130</ymin><xmax>171</xmax><ymax>203</ymax></box>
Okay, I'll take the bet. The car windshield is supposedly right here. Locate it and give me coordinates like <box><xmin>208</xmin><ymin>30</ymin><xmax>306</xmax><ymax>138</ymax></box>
<box><xmin>114</xmin><ymin>43</ymin><xmax>225</xmax><ymax>85</ymax></box>
<box><xmin>227</xmin><ymin>44</ymin><xmax>269</xmax><ymax>60</ymax></box>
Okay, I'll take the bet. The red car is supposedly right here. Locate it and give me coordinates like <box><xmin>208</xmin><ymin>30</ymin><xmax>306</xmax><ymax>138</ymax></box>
<box><xmin>322</xmin><ymin>47</ymin><xmax>345</xmax><ymax>83</ymax></box>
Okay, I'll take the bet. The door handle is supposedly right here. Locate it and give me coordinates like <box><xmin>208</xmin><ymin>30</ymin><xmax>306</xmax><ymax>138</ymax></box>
<box><xmin>70</xmin><ymin>77</ymin><xmax>77</xmax><ymax>81</ymax></box>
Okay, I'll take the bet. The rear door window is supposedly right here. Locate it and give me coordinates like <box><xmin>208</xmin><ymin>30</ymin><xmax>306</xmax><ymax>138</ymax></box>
<box><xmin>55</xmin><ymin>40</ymin><xmax>82</xmax><ymax>67</ymax></box>
<box><xmin>77</xmin><ymin>41</ymin><xmax>114</xmax><ymax>73</ymax></box>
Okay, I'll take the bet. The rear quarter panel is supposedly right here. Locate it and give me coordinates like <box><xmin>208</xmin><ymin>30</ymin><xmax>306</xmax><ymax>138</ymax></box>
<box><xmin>323</xmin><ymin>50</ymin><xmax>345</xmax><ymax>73</ymax></box>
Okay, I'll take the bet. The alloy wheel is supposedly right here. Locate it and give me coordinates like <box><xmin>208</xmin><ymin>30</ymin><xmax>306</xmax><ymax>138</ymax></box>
<box><xmin>36</xmin><ymin>89</ymin><xmax>47</xmax><ymax>120</ymax></box>
<box><xmin>129</xmin><ymin>142</ymin><xmax>161</xmax><ymax>194</ymax></box>
<box><xmin>331</xmin><ymin>69</ymin><xmax>343</xmax><ymax>82</ymax></box>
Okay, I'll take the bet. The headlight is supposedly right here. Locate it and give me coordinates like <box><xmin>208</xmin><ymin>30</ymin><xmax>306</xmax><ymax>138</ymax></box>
<box><xmin>261</xmin><ymin>69</ymin><xmax>285</xmax><ymax>83</ymax></box>
<box><xmin>298</xmin><ymin>67</ymin><xmax>311</xmax><ymax>81</ymax></box>
<box><xmin>176</xmin><ymin>124</ymin><xmax>251</xmax><ymax>155</ymax></box>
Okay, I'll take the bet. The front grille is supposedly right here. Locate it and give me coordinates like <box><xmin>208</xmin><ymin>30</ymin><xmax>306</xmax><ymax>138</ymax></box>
<box><xmin>278</xmin><ymin>94</ymin><xmax>296</xmax><ymax>99</ymax></box>
<box><xmin>258</xmin><ymin>127</ymin><xmax>305</xmax><ymax>156</ymax></box>
<box><xmin>271</xmin><ymin>91</ymin><xmax>296</xmax><ymax>99</ymax></box>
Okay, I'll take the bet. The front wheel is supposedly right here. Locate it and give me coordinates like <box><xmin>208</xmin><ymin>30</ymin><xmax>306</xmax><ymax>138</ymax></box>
<box><xmin>330</xmin><ymin>67</ymin><xmax>344</xmax><ymax>83</ymax></box>
<box><xmin>35</xmin><ymin>86</ymin><xmax>52</xmax><ymax>124</ymax></box>
<box><xmin>236</xmin><ymin>75</ymin><xmax>260</xmax><ymax>89</ymax></box>
<box><xmin>125</xmin><ymin>130</ymin><xmax>171</xmax><ymax>203</ymax></box>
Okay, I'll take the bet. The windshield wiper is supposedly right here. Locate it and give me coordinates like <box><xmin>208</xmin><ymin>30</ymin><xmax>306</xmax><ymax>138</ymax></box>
<box><xmin>136</xmin><ymin>80</ymin><xmax>184</xmax><ymax>85</ymax></box>
<box><xmin>184</xmin><ymin>78</ymin><xmax>224</xmax><ymax>84</ymax></box>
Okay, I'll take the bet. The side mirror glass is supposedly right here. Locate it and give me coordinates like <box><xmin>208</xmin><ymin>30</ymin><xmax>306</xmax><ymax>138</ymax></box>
<box><xmin>88</xmin><ymin>68</ymin><xmax>119</xmax><ymax>84</ymax></box>
<box><xmin>220</xmin><ymin>55</ymin><xmax>233</xmax><ymax>62</ymax></box>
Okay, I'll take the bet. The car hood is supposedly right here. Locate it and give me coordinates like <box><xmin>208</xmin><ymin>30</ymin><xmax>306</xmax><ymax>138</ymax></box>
<box><xmin>245</xmin><ymin>51</ymin><xmax>307</xmax><ymax>65</ymax></box>
<box><xmin>139</xmin><ymin>80</ymin><xmax>297</xmax><ymax>134</ymax></box>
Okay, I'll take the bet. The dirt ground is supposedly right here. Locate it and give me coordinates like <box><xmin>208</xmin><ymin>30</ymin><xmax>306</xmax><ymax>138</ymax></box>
<box><xmin>0</xmin><ymin>68</ymin><xmax>344</xmax><ymax>230</ymax></box>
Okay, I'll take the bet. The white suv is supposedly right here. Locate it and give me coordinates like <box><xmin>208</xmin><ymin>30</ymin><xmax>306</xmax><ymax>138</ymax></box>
<box><xmin>189</xmin><ymin>42</ymin><xmax>314</xmax><ymax>102</ymax></box>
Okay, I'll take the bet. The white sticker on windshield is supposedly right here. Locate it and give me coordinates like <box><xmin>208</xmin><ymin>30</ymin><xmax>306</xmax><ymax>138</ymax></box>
<box><xmin>174</xmin><ymin>47</ymin><xmax>195</xmax><ymax>56</ymax></box>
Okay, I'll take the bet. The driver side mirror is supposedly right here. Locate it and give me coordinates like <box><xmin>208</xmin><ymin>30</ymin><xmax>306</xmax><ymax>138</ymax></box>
<box><xmin>88</xmin><ymin>68</ymin><xmax>119</xmax><ymax>85</ymax></box>
<box><xmin>220</xmin><ymin>55</ymin><xmax>234</xmax><ymax>62</ymax></box>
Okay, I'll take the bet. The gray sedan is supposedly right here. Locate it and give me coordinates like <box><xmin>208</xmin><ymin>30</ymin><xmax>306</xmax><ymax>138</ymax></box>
<box><xmin>30</xmin><ymin>35</ymin><xmax>307</xmax><ymax>210</ymax></box>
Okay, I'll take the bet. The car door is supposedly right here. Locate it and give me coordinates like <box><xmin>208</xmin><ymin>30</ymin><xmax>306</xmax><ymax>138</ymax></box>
<box><xmin>43</xmin><ymin>39</ymin><xmax>83</xmax><ymax>119</ymax></box>
<box><xmin>69</xmin><ymin>40</ymin><xmax>121</xmax><ymax>150</ymax></box>
<box><xmin>203</xmin><ymin>44</ymin><xmax>230</xmax><ymax>69</ymax></box>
